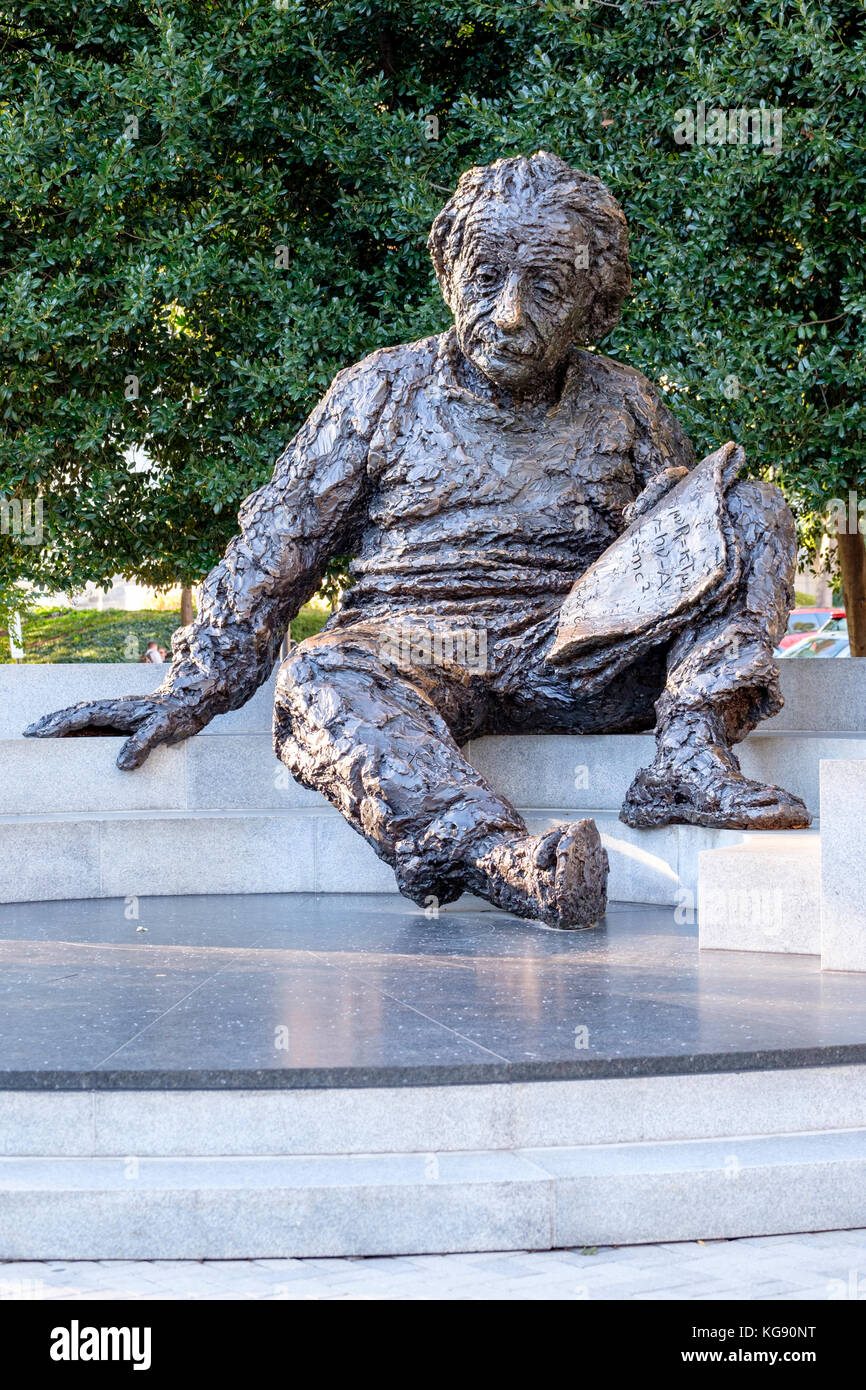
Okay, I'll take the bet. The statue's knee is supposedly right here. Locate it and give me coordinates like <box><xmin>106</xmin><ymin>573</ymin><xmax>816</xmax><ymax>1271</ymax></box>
<box><xmin>274</xmin><ymin>637</ymin><xmax>332</xmax><ymax>753</ymax></box>
<box><xmin>275</xmin><ymin>645</ymin><xmax>307</xmax><ymax>702</ymax></box>
<box><xmin>274</xmin><ymin>632</ymin><xmax>366</xmax><ymax>749</ymax></box>
<box><xmin>275</xmin><ymin>633</ymin><xmax>336</xmax><ymax>701</ymax></box>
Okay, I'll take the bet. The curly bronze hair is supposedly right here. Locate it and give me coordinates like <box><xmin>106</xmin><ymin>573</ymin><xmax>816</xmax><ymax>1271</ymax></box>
<box><xmin>427</xmin><ymin>151</ymin><xmax>632</xmax><ymax>345</ymax></box>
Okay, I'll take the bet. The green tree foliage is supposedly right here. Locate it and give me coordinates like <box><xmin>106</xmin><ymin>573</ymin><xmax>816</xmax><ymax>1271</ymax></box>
<box><xmin>1</xmin><ymin>0</ymin><xmax>864</xmax><ymax>612</ymax></box>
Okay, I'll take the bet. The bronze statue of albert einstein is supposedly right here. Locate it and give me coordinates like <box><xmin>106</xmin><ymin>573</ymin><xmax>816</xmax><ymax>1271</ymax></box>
<box><xmin>27</xmin><ymin>153</ymin><xmax>810</xmax><ymax>929</ymax></box>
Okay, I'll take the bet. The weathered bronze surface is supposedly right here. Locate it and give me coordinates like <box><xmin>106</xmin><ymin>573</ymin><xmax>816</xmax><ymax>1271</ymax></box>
<box><xmin>26</xmin><ymin>153</ymin><xmax>810</xmax><ymax>929</ymax></box>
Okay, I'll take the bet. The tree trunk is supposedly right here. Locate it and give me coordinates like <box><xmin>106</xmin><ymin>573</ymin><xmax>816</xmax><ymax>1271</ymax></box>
<box><xmin>836</xmin><ymin>529</ymin><xmax>866</xmax><ymax>657</ymax></box>
<box><xmin>180</xmin><ymin>585</ymin><xmax>194</xmax><ymax>627</ymax></box>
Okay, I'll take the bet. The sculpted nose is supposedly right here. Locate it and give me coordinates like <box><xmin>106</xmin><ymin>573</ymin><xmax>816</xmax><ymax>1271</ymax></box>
<box><xmin>490</xmin><ymin>272</ymin><xmax>525</xmax><ymax>331</ymax></box>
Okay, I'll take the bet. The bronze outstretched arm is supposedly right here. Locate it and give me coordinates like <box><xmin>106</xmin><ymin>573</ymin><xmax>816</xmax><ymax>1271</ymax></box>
<box><xmin>24</xmin><ymin>360</ymin><xmax>384</xmax><ymax>768</ymax></box>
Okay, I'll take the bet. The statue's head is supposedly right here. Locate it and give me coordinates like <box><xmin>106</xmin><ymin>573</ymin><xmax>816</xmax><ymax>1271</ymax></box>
<box><xmin>428</xmin><ymin>152</ymin><xmax>631</xmax><ymax>394</ymax></box>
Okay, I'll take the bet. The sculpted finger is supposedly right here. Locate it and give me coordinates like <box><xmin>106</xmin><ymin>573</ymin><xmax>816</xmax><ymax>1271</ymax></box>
<box><xmin>23</xmin><ymin>700</ymin><xmax>144</xmax><ymax>739</ymax></box>
<box><xmin>116</xmin><ymin>714</ymin><xmax>171</xmax><ymax>770</ymax></box>
<box><xmin>623</xmin><ymin>467</ymin><xmax>692</xmax><ymax>526</ymax></box>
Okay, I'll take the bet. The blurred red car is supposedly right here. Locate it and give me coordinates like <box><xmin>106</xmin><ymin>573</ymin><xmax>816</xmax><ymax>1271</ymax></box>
<box><xmin>777</xmin><ymin>607</ymin><xmax>846</xmax><ymax>652</ymax></box>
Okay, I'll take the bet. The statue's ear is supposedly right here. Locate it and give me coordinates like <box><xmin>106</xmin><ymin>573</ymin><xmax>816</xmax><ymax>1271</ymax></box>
<box><xmin>427</xmin><ymin>206</ymin><xmax>456</xmax><ymax>309</ymax></box>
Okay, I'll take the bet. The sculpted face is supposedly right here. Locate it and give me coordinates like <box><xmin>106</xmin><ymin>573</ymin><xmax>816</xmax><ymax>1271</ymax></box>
<box><xmin>448</xmin><ymin>203</ymin><xmax>594</xmax><ymax>395</ymax></box>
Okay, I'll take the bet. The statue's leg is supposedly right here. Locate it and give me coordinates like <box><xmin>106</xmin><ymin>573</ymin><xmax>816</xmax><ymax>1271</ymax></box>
<box><xmin>621</xmin><ymin>480</ymin><xmax>812</xmax><ymax>829</ymax></box>
<box><xmin>274</xmin><ymin>626</ymin><xmax>608</xmax><ymax>928</ymax></box>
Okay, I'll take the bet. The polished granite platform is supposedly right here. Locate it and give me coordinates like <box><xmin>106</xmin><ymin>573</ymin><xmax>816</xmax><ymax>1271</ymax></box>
<box><xmin>1</xmin><ymin>894</ymin><xmax>865</xmax><ymax>1088</ymax></box>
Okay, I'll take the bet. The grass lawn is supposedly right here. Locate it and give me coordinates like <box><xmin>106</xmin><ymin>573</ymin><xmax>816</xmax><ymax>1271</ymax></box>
<box><xmin>1</xmin><ymin>604</ymin><xmax>329</xmax><ymax>663</ymax></box>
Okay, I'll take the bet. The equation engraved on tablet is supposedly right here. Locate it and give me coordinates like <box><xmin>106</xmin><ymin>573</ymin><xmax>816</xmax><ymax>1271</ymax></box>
<box><xmin>548</xmin><ymin>443</ymin><xmax>740</xmax><ymax>661</ymax></box>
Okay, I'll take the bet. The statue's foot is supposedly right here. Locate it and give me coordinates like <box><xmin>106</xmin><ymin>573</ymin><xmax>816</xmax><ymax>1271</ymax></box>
<box><xmin>466</xmin><ymin>820</ymin><xmax>609</xmax><ymax>929</ymax></box>
<box><xmin>621</xmin><ymin>757</ymin><xmax>812</xmax><ymax>831</ymax></box>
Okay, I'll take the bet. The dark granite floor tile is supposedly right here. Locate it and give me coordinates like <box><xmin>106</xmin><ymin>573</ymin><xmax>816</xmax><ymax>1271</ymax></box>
<box><xmin>0</xmin><ymin>894</ymin><xmax>864</xmax><ymax>1084</ymax></box>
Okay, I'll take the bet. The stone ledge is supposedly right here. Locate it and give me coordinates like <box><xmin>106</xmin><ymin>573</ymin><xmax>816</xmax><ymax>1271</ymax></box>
<box><xmin>1</xmin><ymin>658</ymin><xmax>862</xmax><ymax>738</ymax></box>
<box><xmin>0</xmin><ymin>729</ymin><xmax>858</xmax><ymax>817</ymax></box>
<box><xmin>4</xmin><ymin>1064</ymin><xmax>866</xmax><ymax>1155</ymax></box>
<box><xmin>0</xmin><ymin>805</ymin><xmax>801</xmax><ymax>905</ymax></box>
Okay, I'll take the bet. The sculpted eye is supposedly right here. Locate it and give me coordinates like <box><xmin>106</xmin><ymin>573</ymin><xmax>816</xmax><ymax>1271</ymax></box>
<box><xmin>474</xmin><ymin>267</ymin><xmax>501</xmax><ymax>290</ymax></box>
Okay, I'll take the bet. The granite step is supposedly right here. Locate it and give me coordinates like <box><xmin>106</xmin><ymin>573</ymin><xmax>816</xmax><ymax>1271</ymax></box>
<box><xmin>4</xmin><ymin>1066</ymin><xmax>866</xmax><ymax>1157</ymax></box>
<box><xmin>697</xmin><ymin>757</ymin><xmax>866</xmax><ymax>970</ymax></box>
<box><xmin>0</xmin><ymin>730</ymin><xmax>860</xmax><ymax>817</ymax></box>
<box><xmin>698</xmin><ymin>835</ymin><xmax>822</xmax><ymax>956</ymax></box>
<box><xmin>820</xmin><ymin>759</ymin><xmax>866</xmax><ymax>972</ymax></box>
<box><xmin>2</xmin><ymin>1127</ymin><xmax>865</xmax><ymax>1258</ymax></box>
<box><xmin>0</xmin><ymin>804</ymin><xmax>818</xmax><ymax>907</ymax></box>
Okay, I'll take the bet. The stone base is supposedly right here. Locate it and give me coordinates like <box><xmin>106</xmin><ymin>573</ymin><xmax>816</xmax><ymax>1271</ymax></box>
<box><xmin>2</xmin><ymin>892</ymin><xmax>866</xmax><ymax>1255</ymax></box>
